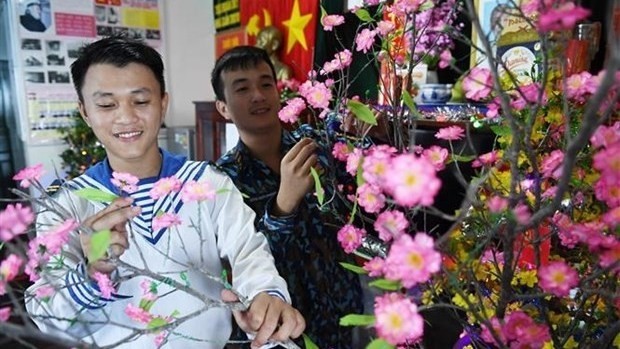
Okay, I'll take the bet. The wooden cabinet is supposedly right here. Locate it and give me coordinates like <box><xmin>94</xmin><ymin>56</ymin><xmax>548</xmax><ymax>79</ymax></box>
<box><xmin>193</xmin><ymin>101</ymin><xmax>230</xmax><ymax>161</ymax></box>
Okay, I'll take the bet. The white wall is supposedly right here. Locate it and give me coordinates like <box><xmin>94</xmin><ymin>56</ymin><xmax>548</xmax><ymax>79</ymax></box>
<box><xmin>162</xmin><ymin>0</ymin><xmax>215</xmax><ymax>127</ymax></box>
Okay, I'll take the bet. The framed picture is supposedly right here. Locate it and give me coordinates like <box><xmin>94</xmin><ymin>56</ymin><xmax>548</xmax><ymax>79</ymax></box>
<box><xmin>470</xmin><ymin>0</ymin><xmax>511</xmax><ymax>69</ymax></box>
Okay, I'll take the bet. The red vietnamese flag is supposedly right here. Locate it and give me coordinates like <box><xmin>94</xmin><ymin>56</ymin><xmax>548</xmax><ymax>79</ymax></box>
<box><xmin>240</xmin><ymin>0</ymin><xmax>318</xmax><ymax>81</ymax></box>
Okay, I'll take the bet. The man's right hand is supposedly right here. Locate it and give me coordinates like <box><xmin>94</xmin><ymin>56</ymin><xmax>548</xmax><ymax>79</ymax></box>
<box><xmin>81</xmin><ymin>197</ymin><xmax>140</xmax><ymax>276</ymax></box>
<box><xmin>274</xmin><ymin>138</ymin><xmax>318</xmax><ymax>216</ymax></box>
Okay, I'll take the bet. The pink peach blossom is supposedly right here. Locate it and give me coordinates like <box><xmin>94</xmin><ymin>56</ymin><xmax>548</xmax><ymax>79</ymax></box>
<box><xmin>13</xmin><ymin>163</ymin><xmax>45</xmax><ymax>189</ymax></box>
<box><xmin>180</xmin><ymin>180</ymin><xmax>216</xmax><ymax>203</ymax></box>
<box><xmin>384</xmin><ymin>233</ymin><xmax>441</xmax><ymax>287</ymax></box>
<box><xmin>463</xmin><ymin>67</ymin><xmax>492</xmax><ymax>101</ymax></box>
<box><xmin>0</xmin><ymin>203</ymin><xmax>34</xmax><ymax>242</ymax></box>
<box><xmin>374</xmin><ymin>210</ymin><xmax>409</xmax><ymax>242</ymax></box>
<box><xmin>374</xmin><ymin>292</ymin><xmax>424</xmax><ymax>345</ymax></box>
<box><xmin>0</xmin><ymin>254</ymin><xmax>24</xmax><ymax>282</ymax></box>
<box><xmin>278</xmin><ymin>97</ymin><xmax>306</xmax><ymax>123</ymax></box>
<box><xmin>487</xmin><ymin>196</ymin><xmax>508</xmax><ymax>213</ymax></box>
<box><xmin>383</xmin><ymin>154</ymin><xmax>441</xmax><ymax>207</ymax></box>
<box><xmin>337</xmin><ymin>224</ymin><xmax>366</xmax><ymax>254</ymax></box>
<box><xmin>357</xmin><ymin>183</ymin><xmax>386</xmax><ymax>214</ymax></box>
<box><xmin>149</xmin><ymin>177</ymin><xmax>182</xmax><ymax>200</ymax></box>
<box><xmin>538</xmin><ymin>261</ymin><xmax>578</xmax><ymax>297</ymax></box>
<box><xmin>125</xmin><ymin>303</ymin><xmax>153</xmax><ymax>324</ymax></box>
<box><xmin>34</xmin><ymin>285</ymin><xmax>55</xmax><ymax>300</ymax></box>
<box><xmin>591</xmin><ymin>122</ymin><xmax>620</xmax><ymax>149</ymax></box>
<box><xmin>92</xmin><ymin>272</ymin><xmax>115</xmax><ymax>299</ymax></box>
<box><xmin>423</xmin><ymin>145</ymin><xmax>449</xmax><ymax>171</ymax></box>
<box><xmin>0</xmin><ymin>307</ymin><xmax>10</xmax><ymax>322</ymax></box>
<box><xmin>435</xmin><ymin>126</ymin><xmax>465</xmax><ymax>141</ymax></box>
<box><xmin>363</xmin><ymin>257</ymin><xmax>385</xmax><ymax>277</ymax></box>
<box><xmin>321</xmin><ymin>14</ymin><xmax>345</xmax><ymax>31</ymax></box>
<box><xmin>332</xmin><ymin>142</ymin><xmax>350</xmax><ymax>162</ymax></box>
<box><xmin>152</xmin><ymin>212</ymin><xmax>182</xmax><ymax>232</ymax></box>
<box><xmin>355</xmin><ymin>28</ymin><xmax>376</xmax><ymax>53</ymax></box>
<box><xmin>298</xmin><ymin>81</ymin><xmax>332</xmax><ymax>110</ymax></box>
<box><xmin>111</xmin><ymin>171</ymin><xmax>139</xmax><ymax>194</ymax></box>
<box><xmin>538</xmin><ymin>3</ymin><xmax>590</xmax><ymax>33</ymax></box>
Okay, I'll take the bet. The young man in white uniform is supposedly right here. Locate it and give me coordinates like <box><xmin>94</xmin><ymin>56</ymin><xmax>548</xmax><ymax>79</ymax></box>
<box><xmin>25</xmin><ymin>36</ymin><xmax>304</xmax><ymax>349</ymax></box>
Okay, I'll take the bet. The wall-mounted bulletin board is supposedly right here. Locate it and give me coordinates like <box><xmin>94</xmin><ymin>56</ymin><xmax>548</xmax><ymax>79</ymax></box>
<box><xmin>14</xmin><ymin>0</ymin><xmax>163</xmax><ymax>144</ymax></box>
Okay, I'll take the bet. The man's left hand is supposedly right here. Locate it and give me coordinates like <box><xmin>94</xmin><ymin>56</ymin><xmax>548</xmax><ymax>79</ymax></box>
<box><xmin>221</xmin><ymin>289</ymin><xmax>305</xmax><ymax>348</ymax></box>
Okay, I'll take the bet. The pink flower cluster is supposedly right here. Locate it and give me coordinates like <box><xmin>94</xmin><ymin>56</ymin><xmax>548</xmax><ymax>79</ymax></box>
<box><xmin>537</xmin><ymin>2</ymin><xmax>590</xmax><ymax>33</ymax></box>
<box><xmin>298</xmin><ymin>80</ymin><xmax>332</xmax><ymax>112</ymax></box>
<box><xmin>12</xmin><ymin>163</ymin><xmax>45</xmax><ymax>189</ymax></box>
<box><xmin>481</xmin><ymin>311</ymin><xmax>551</xmax><ymax>348</ymax></box>
<box><xmin>538</xmin><ymin>260</ymin><xmax>578</xmax><ymax>297</ymax></box>
<box><xmin>0</xmin><ymin>203</ymin><xmax>34</xmax><ymax>242</ymax></box>
<box><xmin>278</xmin><ymin>97</ymin><xmax>307</xmax><ymax>124</ymax></box>
<box><xmin>111</xmin><ymin>171</ymin><xmax>139</xmax><ymax>194</ymax></box>
<box><xmin>462</xmin><ymin>67</ymin><xmax>493</xmax><ymax>101</ymax></box>
<box><xmin>337</xmin><ymin>224</ymin><xmax>366</xmax><ymax>253</ymax></box>
<box><xmin>321</xmin><ymin>50</ymin><xmax>353</xmax><ymax>75</ymax></box>
<box><xmin>383</xmin><ymin>233</ymin><xmax>441</xmax><ymax>288</ymax></box>
<box><xmin>321</xmin><ymin>14</ymin><xmax>344</xmax><ymax>31</ymax></box>
<box><xmin>0</xmin><ymin>254</ymin><xmax>24</xmax><ymax>296</ymax></box>
<box><xmin>374</xmin><ymin>292</ymin><xmax>424</xmax><ymax>345</ymax></box>
<box><xmin>180</xmin><ymin>180</ymin><xmax>216</xmax><ymax>203</ymax></box>
<box><xmin>152</xmin><ymin>212</ymin><xmax>182</xmax><ymax>232</ymax></box>
<box><xmin>92</xmin><ymin>271</ymin><xmax>115</xmax><ymax>299</ymax></box>
<box><xmin>149</xmin><ymin>177</ymin><xmax>182</xmax><ymax>199</ymax></box>
<box><xmin>24</xmin><ymin>220</ymin><xmax>78</xmax><ymax>282</ymax></box>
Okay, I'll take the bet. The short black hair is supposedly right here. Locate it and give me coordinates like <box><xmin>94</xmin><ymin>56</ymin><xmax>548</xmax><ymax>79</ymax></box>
<box><xmin>210</xmin><ymin>46</ymin><xmax>276</xmax><ymax>102</ymax></box>
<box><xmin>70</xmin><ymin>35</ymin><xmax>165</xmax><ymax>102</ymax></box>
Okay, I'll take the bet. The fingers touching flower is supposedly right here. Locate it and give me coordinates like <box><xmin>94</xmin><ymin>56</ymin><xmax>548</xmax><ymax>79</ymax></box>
<box><xmin>12</xmin><ymin>163</ymin><xmax>45</xmax><ymax>189</ymax></box>
<box><xmin>111</xmin><ymin>171</ymin><xmax>139</xmax><ymax>194</ymax></box>
<box><xmin>149</xmin><ymin>177</ymin><xmax>182</xmax><ymax>200</ymax></box>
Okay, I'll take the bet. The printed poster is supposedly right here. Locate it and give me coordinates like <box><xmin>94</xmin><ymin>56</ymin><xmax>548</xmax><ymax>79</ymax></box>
<box><xmin>16</xmin><ymin>0</ymin><xmax>163</xmax><ymax>144</ymax></box>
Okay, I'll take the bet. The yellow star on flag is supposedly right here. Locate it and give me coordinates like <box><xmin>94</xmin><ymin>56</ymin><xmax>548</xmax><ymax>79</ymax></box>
<box><xmin>282</xmin><ymin>0</ymin><xmax>312</xmax><ymax>53</ymax></box>
<box><xmin>246</xmin><ymin>14</ymin><xmax>261</xmax><ymax>36</ymax></box>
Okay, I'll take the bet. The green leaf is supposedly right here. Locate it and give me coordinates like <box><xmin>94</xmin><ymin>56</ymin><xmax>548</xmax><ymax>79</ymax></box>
<box><xmin>348</xmin><ymin>100</ymin><xmax>377</xmax><ymax>126</ymax></box>
<box><xmin>87</xmin><ymin>230</ymin><xmax>111</xmax><ymax>262</ymax></box>
<box><xmin>139</xmin><ymin>298</ymin><xmax>156</xmax><ymax>312</ymax></box>
<box><xmin>490</xmin><ymin>125</ymin><xmax>511</xmax><ymax>137</ymax></box>
<box><xmin>340</xmin><ymin>314</ymin><xmax>375</xmax><ymax>326</ymax></box>
<box><xmin>356</xmin><ymin>161</ymin><xmax>365</xmax><ymax>187</ymax></box>
<box><xmin>320</xmin><ymin>6</ymin><xmax>327</xmax><ymax>22</ymax></box>
<box><xmin>402</xmin><ymin>90</ymin><xmax>416</xmax><ymax>113</ymax></box>
<box><xmin>310</xmin><ymin>167</ymin><xmax>324</xmax><ymax>206</ymax></box>
<box><xmin>368</xmin><ymin>278</ymin><xmax>401</xmax><ymax>291</ymax></box>
<box><xmin>74</xmin><ymin>188</ymin><xmax>118</xmax><ymax>202</ymax></box>
<box><xmin>339</xmin><ymin>262</ymin><xmax>368</xmax><ymax>275</ymax></box>
<box><xmin>366</xmin><ymin>338</ymin><xmax>394</xmax><ymax>349</ymax></box>
<box><xmin>302</xmin><ymin>334</ymin><xmax>319</xmax><ymax>349</ymax></box>
<box><xmin>451</xmin><ymin>154</ymin><xmax>476</xmax><ymax>163</ymax></box>
<box><xmin>355</xmin><ymin>8</ymin><xmax>373</xmax><ymax>22</ymax></box>
<box><xmin>216</xmin><ymin>188</ymin><xmax>231</xmax><ymax>195</ymax></box>
<box><xmin>147</xmin><ymin>317</ymin><xmax>168</xmax><ymax>330</ymax></box>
